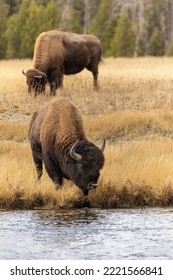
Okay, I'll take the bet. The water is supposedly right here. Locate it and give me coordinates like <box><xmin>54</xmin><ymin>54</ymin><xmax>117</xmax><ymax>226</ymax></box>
<box><xmin>0</xmin><ymin>208</ymin><xmax>173</xmax><ymax>259</ymax></box>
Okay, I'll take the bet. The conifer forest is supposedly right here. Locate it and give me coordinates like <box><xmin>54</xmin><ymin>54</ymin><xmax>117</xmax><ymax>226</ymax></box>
<box><xmin>1</xmin><ymin>0</ymin><xmax>173</xmax><ymax>59</ymax></box>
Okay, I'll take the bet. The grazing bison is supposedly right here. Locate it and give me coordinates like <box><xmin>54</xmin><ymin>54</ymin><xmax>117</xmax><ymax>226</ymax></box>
<box><xmin>23</xmin><ymin>30</ymin><xmax>102</xmax><ymax>95</ymax></box>
<box><xmin>29</xmin><ymin>97</ymin><xmax>105</xmax><ymax>195</ymax></box>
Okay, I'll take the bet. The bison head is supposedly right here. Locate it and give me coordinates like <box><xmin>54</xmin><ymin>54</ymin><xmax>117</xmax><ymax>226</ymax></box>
<box><xmin>69</xmin><ymin>140</ymin><xmax>105</xmax><ymax>195</ymax></box>
<box><xmin>22</xmin><ymin>69</ymin><xmax>47</xmax><ymax>95</ymax></box>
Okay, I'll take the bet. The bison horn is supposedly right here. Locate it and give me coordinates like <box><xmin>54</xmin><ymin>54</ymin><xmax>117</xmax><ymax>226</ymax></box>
<box><xmin>70</xmin><ymin>142</ymin><xmax>82</xmax><ymax>161</ymax></box>
<box><xmin>34</xmin><ymin>75</ymin><xmax>43</xmax><ymax>79</ymax></box>
<box><xmin>100</xmin><ymin>139</ymin><xmax>106</xmax><ymax>152</ymax></box>
<box><xmin>22</xmin><ymin>69</ymin><xmax>26</xmax><ymax>76</ymax></box>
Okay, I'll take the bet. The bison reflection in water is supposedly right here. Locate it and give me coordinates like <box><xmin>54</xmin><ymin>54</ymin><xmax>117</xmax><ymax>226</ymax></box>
<box><xmin>29</xmin><ymin>97</ymin><xmax>105</xmax><ymax>195</ymax></box>
<box><xmin>23</xmin><ymin>30</ymin><xmax>102</xmax><ymax>95</ymax></box>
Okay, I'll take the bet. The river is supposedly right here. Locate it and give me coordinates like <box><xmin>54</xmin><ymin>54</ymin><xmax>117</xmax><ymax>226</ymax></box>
<box><xmin>0</xmin><ymin>207</ymin><xmax>173</xmax><ymax>259</ymax></box>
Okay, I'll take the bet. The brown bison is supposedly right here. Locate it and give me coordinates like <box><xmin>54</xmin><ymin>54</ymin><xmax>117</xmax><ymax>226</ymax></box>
<box><xmin>29</xmin><ymin>97</ymin><xmax>105</xmax><ymax>195</ymax></box>
<box><xmin>23</xmin><ymin>30</ymin><xmax>102</xmax><ymax>95</ymax></box>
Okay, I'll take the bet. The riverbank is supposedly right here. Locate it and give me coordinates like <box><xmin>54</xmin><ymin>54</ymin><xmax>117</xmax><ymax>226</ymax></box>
<box><xmin>1</xmin><ymin>57</ymin><xmax>173</xmax><ymax>209</ymax></box>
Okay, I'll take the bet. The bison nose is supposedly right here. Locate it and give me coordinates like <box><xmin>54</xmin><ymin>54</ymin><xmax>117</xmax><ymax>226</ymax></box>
<box><xmin>83</xmin><ymin>189</ymin><xmax>89</xmax><ymax>196</ymax></box>
<box><xmin>87</xmin><ymin>182</ymin><xmax>98</xmax><ymax>190</ymax></box>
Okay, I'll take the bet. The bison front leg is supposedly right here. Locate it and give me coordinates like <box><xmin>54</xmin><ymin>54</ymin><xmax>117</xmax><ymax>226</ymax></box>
<box><xmin>50</xmin><ymin>79</ymin><xmax>63</xmax><ymax>95</ymax></box>
<box><xmin>43</xmin><ymin>154</ymin><xmax>63</xmax><ymax>189</ymax></box>
<box><xmin>49</xmin><ymin>68</ymin><xmax>63</xmax><ymax>96</ymax></box>
<box><xmin>50</xmin><ymin>82</ymin><xmax>57</xmax><ymax>96</ymax></box>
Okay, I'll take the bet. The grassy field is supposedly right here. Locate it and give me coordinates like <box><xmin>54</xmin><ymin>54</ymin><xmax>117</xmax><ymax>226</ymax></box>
<box><xmin>1</xmin><ymin>57</ymin><xmax>173</xmax><ymax>209</ymax></box>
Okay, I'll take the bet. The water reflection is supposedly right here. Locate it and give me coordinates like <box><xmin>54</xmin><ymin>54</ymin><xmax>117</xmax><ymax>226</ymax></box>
<box><xmin>0</xmin><ymin>208</ymin><xmax>173</xmax><ymax>259</ymax></box>
<box><xmin>34</xmin><ymin>208</ymin><xmax>101</xmax><ymax>227</ymax></box>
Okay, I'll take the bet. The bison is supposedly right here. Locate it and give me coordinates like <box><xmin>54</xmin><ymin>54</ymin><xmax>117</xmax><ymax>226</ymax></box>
<box><xmin>23</xmin><ymin>30</ymin><xmax>102</xmax><ymax>95</ymax></box>
<box><xmin>29</xmin><ymin>97</ymin><xmax>105</xmax><ymax>195</ymax></box>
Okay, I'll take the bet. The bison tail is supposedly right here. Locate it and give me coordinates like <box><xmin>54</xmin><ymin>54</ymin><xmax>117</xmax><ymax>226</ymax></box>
<box><xmin>99</xmin><ymin>56</ymin><xmax>104</xmax><ymax>65</ymax></box>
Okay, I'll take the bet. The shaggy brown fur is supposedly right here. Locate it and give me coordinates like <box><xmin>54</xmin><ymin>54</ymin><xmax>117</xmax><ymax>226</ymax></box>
<box><xmin>23</xmin><ymin>30</ymin><xmax>103</xmax><ymax>95</ymax></box>
<box><xmin>29</xmin><ymin>97</ymin><xmax>105</xmax><ymax>195</ymax></box>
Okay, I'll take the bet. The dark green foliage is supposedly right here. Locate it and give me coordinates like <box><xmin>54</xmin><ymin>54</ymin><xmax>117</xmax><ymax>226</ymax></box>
<box><xmin>137</xmin><ymin>36</ymin><xmax>147</xmax><ymax>57</ymax></box>
<box><xmin>20</xmin><ymin>0</ymin><xmax>60</xmax><ymax>58</ymax></box>
<box><xmin>71</xmin><ymin>0</ymin><xmax>84</xmax><ymax>33</ymax></box>
<box><xmin>0</xmin><ymin>1</ymin><xmax>9</xmax><ymax>58</ymax></box>
<box><xmin>5</xmin><ymin>0</ymin><xmax>31</xmax><ymax>58</ymax></box>
<box><xmin>0</xmin><ymin>0</ymin><xmax>173</xmax><ymax>58</ymax></box>
<box><xmin>148</xmin><ymin>28</ymin><xmax>164</xmax><ymax>56</ymax></box>
<box><xmin>5</xmin><ymin>0</ymin><xmax>60</xmax><ymax>58</ymax></box>
<box><xmin>5</xmin><ymin>0</ymin><xmax>21</xmax><ymax>15</ymax></box>
<box><xmin>168</xmin><ymin>44</ymin><xmax>173</xmax><ymax>56</ymax></box>
<box><xmin>89</xmin><ymin>0</ymin><xmax>111</xmax><ymax>37</ymax></box>
<box><xmin>110</xmin><ymin>11</ymin><xmax>135</xmax><ymax>57</ymax></box>
<box><xmin>99</xmin><ymin>19</ymin><xmax>117</xmax><ymax>57</ymax></box>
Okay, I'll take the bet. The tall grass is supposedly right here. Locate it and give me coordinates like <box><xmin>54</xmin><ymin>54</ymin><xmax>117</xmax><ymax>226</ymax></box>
<box><xmin>1</xmin><ymin>57</ymin><xmax>173</xmax><ymax>209</ymax></box>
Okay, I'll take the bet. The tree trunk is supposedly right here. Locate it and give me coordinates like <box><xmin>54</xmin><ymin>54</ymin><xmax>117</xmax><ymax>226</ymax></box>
<box><xmin>83</xmin><ymin>0</ymin><xmax>91</xmax><ymax>34</ymax></box>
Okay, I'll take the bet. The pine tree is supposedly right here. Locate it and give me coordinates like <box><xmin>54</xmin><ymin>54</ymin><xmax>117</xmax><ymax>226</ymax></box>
<box><xmin>0</xmin><ymin>0</ymin><xmax>9</xmax><ymax>58</ymax></box>
<box><xmin>101</xmin><ymin>18</ymin><xmax>117</xmax><ymax>56</ymax></box>
<box><xmin>5</xmin><ymin>0</ymin><xmax>60</xmax><ymax>58</ymax></box>
<box><xmin>3</xmin><ymin>0</ymin><xmax>173</xmax><ymax>58</ymax></box>
<box><xmin>111</xmin><ymin>11</ymin><xmax>135</xmax><ymax>57</ymax></box>
<box><xmin>71</xmin><ymin>0</ymin><xmax>84</xmax><ymax>33</ymax></box>
<box><xmin>6</xmin><ymin>0</ymin><xmax>20</xmax><ymax>15</ymax></box>
<box><xmin>19</xmin><ymin>0</ymin><xmax>43</xmax><ymax>58</ymax></box>
<box><xmin>89</xmin><ymin>0</ymin><xmax>111</xmax><ymax>37</ymax></box>
<box><xmin>148</xmin><ymin>27</ymin><xmax>164</xmax><ymax>56</ymax></box>
<box><xmin>89</xmin><ymin>0</ymin><xmax>113</xmax><ymax>55</ymax></box>
<box><xmin>5</xmin><ymin>0</ymin><xmax>30</xmax><ymax>58</ymax></box>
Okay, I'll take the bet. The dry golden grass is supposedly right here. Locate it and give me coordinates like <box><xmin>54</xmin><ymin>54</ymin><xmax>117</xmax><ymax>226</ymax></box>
<box><xmin>1</xmin><ymin>57</ymin><xmax>173</xmax><ymax>209</ymax></box>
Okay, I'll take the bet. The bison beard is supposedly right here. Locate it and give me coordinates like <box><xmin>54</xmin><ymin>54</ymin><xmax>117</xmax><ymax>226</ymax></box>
<box><xmin>29</xmin><ymin>97</ymin><xmax>105</xmax><ymax>195</ymax></box>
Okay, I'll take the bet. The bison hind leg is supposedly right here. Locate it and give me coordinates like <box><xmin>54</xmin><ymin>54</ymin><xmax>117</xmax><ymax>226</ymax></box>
<box><xmin>32</xmin><ymin>152</ymin><xmax>43</xmax><ymax>181</ymax></box>
<box><xmin>86</xmin><ymin>64</ymin><xmax>99</xmax><ymax>90</ymax></box>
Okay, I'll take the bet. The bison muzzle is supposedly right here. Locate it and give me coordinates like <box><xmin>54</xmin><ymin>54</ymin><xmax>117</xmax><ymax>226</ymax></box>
<box><xmin>29</xmin><ymin>97</ymin><xmax>105</xmax><ymax>195</ymax></box>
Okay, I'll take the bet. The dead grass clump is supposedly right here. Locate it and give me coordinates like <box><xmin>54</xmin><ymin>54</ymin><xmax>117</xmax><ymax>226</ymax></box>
<box><xmin>84</xmin><ymin>110</ymin><xmax>173</xmax><ymax>141</ymax></box>
<box><xmin>0</xmin><ymin>122</ymin><xmax>28</xmax><ymax>141</ymax></box>
<box><xmin>89</xmin><ymin>180</ymin><xmax>173</xmax><ymax>208</ymax></box>
<box><xmin>1</xmin><ymin>108</ymin><xmax>173</xmax><ymax>144</ymax></box>
<box><xmin>102</xmin><ymin>141</ymin><xmax>173</xmax><ymax>188</ymax></box>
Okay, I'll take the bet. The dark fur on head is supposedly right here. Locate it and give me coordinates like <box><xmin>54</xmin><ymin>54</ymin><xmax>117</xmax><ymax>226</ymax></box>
<box><xmin>68</xmin><ymin>140</ymin><xmax>105</xmax><ymax>195</ymax></box>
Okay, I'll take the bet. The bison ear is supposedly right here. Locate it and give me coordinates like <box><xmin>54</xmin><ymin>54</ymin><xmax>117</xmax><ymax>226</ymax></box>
<box><xmin>70</xmin><ymin>142</ymin><xmax>82</xmax><ymax>161</ymax></box>
<box><xmin>100</xmin><ymin>139</ymin><xmax>106</xmax><ymax>152</ymax></box>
